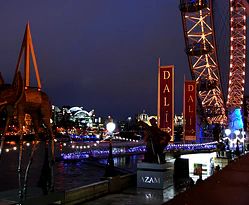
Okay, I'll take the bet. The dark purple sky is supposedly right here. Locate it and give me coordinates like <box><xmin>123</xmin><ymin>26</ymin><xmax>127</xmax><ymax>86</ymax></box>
<box><xmin>0</xmin><ymin>1</ymin><xmax>246</xmax><ymax>121</ymax></box>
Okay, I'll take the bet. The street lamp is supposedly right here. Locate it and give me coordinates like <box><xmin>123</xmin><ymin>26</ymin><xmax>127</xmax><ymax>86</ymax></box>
<box><xmin>224</xmin><ymin>128</ymin><xmax>231</xmax><ymax>150</ymax></box>
<box><xmin>234</xmin><ymin>130</ymin><xmax>240</xmax><ymax>136</ymax></box>
<box><xmin>104</xmin><ymin>121</ymin><xmax>116</xmax><ymax>177</ymax></box>
<box><xmin>225</xmin><ymin>129</ymin><xmax>231</xmax><ymax>137</ymax></box>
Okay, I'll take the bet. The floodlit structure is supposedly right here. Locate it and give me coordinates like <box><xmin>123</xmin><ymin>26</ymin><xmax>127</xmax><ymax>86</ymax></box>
<box><xmin>179</xmin><ymin>0</ymin><xmax>226</xmax><ymax>126</ymax></box>
<box><xmin>69</xmin><ymin>107</ymin><xmax>94</xmax><ymax>127</ymax></box>
<box><xmin>227</xmin><ymin>1</ymin><xmax>246</xmax><ymax>120</ymax></box>
<box><xmin>178</xmin><ymin>0</ymin><xmax>249</xmax><ymax>145</ymax></box>
<box><xmin>51</xmin><ymin>106</ymin><xmax>95</xmax><ymax>128</ymax></box>
<box><xmin>180</xmin><ymin>1</ymin><xmax>249</xmax><ymax>136</ymax></box>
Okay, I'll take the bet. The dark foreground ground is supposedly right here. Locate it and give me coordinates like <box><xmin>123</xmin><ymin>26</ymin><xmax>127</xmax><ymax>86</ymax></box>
<box><xmin>81</xmin><ymin>153</ymin><xmax>249</xmax><ymax>205</ymax></box>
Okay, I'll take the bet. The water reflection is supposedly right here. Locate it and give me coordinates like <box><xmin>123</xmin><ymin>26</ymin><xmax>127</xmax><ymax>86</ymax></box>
<box><xmin>142</xmin><ymin>187</ymin><xmax>178</xmax><ymax>202</ymax></box>
<box><xmin>99</xmin><ymin>155</ymin><xmax>143</xmax><ymax>172</ymax></box>
<box><xmin>0</xmin><ymin>141</ymin><xmax>142</xmax><ymax>192</ymax></box>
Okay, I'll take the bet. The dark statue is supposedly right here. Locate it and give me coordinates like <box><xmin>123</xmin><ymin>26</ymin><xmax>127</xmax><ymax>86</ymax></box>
<box><xmin>37</xmin><ymin>142</ymin><xmax>52</xmax><ymax>195</ymax></box>
<box><xmin>0</xmin><ymin>72</ymin><xmax>55</xmax><ymax>198</ymax></box>
<box><xmin>139</xmin><ymin>118</ymin><xmax>171</xmax><ymax>164</ymax></box>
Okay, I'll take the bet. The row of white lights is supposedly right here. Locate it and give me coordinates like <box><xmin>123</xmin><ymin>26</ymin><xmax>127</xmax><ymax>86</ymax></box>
<box><xmin>223</xmin><ymin>128</ymin><xmax>245</xmax><ymax>146</ymax></box>
<box><xmin>70</xmin><ymin>122</ymin><xmax>139</xmax><ymax>150</ymax></box>
<box><xmin>4</xmin><ymin>122</ymin><xmax>116</xmax><ymax>152</ymax></box>
<box><xmin>224</xmin><ymin>129</ymin><xmax>245</xmax><ymax>136</ymax></box>
<box><xmin>4</xmin><ymin>142</ymin><xmax>31</xmax><ymax>152</ymax></box>
<box><xmin>69</xmin><ymin>138</ymin><xmax>140</xmax><ymax>150</ymax></box>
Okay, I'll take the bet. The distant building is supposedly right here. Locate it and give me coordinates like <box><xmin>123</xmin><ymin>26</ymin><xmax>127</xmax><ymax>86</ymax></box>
<box><xmin>174</xmin><ymin>114</ymin><xmax>184</xmax><ymax>126</ymax></box>
<box><xmin>52</xmin><ymin>105</ymin><xmax>96</xmax><ymax>128</ymax></box>
<box><xmin>137</xmin><ymin>111</ymin><xmax>157</xmax><ymax>127</ymax></box>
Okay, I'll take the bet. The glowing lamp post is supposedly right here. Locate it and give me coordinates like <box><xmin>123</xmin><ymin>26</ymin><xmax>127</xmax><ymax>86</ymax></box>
<box><xmin>225</xmin><ymin>129</ymin><xmax>231</xmax><ymax>137</ymax></box>
<box><xmin>104</xmin><ymin>122</ymin><xmax>116</xmax><ymax>177</ymax></box>
<box><xmin>106</xmin><ymin>122</ymin><xmax>116</xmax><ymax>134</ymax></box>
<box><xmin>234</xmin><ymin>130</ymin><xmax>240</xmax><ymax>136</ymax></box>
<box><xmin>234</xmin><ymin>130</ymin><xmax>242</xmax><ymax>156</ymax></box>
<box><xmin>224</xmin><ymin>128</ymin><xmax>231</xmax><ymax>149</ymax></box>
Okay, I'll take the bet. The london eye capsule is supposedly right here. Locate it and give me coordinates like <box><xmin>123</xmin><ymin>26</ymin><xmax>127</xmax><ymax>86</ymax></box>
<box><xmin>232</xmin><ymin>22</ymin><xmax>243</xmax><ymax>29</ymax></box>
<box><xmin>185</xmin><ymin>43</ymin><xmax>213</xmax><ymax>56</ymax></box>
<box><xmin>179</xmin><ymin>0</ymin><xmax>208</xmax><ymax>12</ymax></box>
<box><xmin>198</xmin><ymin>78</ymin><xmax>217</xmax><ymax>91</ymax></box>
<box><xmin>232</xmin><ymin>1</ymin><xmax>243</xmax><ymax>8</ymax></box>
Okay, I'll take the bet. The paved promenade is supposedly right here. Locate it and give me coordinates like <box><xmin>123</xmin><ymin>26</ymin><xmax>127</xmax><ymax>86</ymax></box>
<box><xmin>1</xmin><ymin>150</ymin><xmax>249</xmax><ymax>204</ymax></box>
<box><xmin>82</xmin><ymin>153</ymin><xmax>249</xmax><ymax>205</ymax></box>
<box><xmin>82</xmin><ymin>186</ymin><xmax>185</xmax><ymax>205</ymax></box>
<box><xmin>162</xmin><ymin>153</ymin><xmax>249</xmax><ymax>205</ymax></box>
<box><xmin>0</xmin><ymin>185</ymin><xmax>184</xmax><ymax>205</ymax></box>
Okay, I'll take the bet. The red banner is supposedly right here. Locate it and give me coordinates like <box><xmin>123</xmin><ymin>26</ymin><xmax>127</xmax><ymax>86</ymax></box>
<box><xmin>157</xmin><ymin>64</ymin><xmax>174</xmax><ymax>141</ymax></box>
<box><xmin>184</xmin><ymin>80</ymin><xmax>196</xmax><ymax>140</ymax></box>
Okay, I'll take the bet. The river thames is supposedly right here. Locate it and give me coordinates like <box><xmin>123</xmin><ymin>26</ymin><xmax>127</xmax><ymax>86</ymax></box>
<box><xmin>0</xmin><ymin>140</ymin><xmax>144</xmax><ymax>192</ymax></box>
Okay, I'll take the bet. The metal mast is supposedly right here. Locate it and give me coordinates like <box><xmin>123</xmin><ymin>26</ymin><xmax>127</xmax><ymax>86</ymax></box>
<box><xmin>14</xmin><ymin>22</ymin><xmax>42</xmax><ymax>90</ymax></box>
<box><xmin>179</xmin><ymin>0</ymin><xmax>226</xmax><ymax>125</ymax></box>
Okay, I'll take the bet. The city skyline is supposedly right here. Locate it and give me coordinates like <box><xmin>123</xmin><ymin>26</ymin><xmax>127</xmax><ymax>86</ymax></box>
<box><xmin>0</xmin><ymin>1</ymin><xmax>248</xmax><ymax>121</ymax></box>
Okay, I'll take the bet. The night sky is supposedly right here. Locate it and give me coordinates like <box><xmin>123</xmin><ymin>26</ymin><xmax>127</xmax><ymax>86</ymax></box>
<box><xmin>0</xmin><ymin>1</ymin><xmax>248</xmax><ymax>121</ymax></box>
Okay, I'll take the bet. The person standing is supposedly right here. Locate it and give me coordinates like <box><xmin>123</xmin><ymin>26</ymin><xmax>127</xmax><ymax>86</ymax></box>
<box><xmin>210</xmin><ymin>157</ymin><xmax>214</xmax><ymax>175</ymax></box>
<box><xmin>213</xmin><ymin>123</ymin><xmax>221</xmax><ymax>141</ymax></box>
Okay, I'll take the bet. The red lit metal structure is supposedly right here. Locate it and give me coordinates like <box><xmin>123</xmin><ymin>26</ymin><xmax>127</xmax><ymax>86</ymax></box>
<box><xmin>179</xmin><ymin>0</ymin><xmax>226</xmax><ymax>128</ymax></box>
<box><xmin>14</xmin><ymin>22</ymin><xmax>42</xmax><ymax>90</ymax></box>
<box><xmin>227</xmin><ymin>1</ymin><xmax>246</xmax><ymax>112</ymax></box>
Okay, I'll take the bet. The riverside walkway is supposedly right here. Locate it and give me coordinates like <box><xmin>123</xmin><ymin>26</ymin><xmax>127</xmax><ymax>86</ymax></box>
<box><xmin>82</xmin><ymin>152</ymin><xmax>249</xmax><ymax>205</ymax></box>
<box><xmin>82</xmin><ymin>186</ymin><xmax>183</xmax><ymax>205</ymax></box>
<box><xmin>0</xmin><ymin>146</ymin><xmax>247</xmax><ymax>205</ymax></box>
<box><xmin>1</xmin><ymin>153</ymin><xmax>248</xmax><ymax>205</ymax></box>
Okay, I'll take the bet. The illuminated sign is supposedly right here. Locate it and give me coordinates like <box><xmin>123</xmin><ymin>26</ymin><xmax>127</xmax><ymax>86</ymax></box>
<box><xmin>193</xmin><ymin>163</ymin><xmax>202</xmax><ymax>175</ymax></box>
<box><xmin>141</xmin><ymin>176</ymin><xmax>161</xmax><ymax>184</ymax></box>
<box><xmin>137</xmin><ymin>163</ymin><xmax>174</xmax><ymax>189</ymax></box>
<box><xmin>184</xmin><ymin>80</ymin><xmax>196</xmax><ymax>141</ymax></box>
<box><xmin>157</xmin><ymin>59</ymin><xmax>174</xmax><ymax>141</ymax></box>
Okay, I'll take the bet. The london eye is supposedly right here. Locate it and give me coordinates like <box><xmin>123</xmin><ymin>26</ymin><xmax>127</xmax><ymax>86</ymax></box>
<box><xmin>179</xmin><ymin>0</ymin><xmax>249</xmax><ymax>142</ymax></box>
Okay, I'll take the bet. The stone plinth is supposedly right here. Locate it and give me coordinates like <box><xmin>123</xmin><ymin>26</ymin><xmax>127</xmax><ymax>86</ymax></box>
<box><xmin>137</xmin><ymin>162</ymin><xmax>173</xmax><ymax>189</ymax></box>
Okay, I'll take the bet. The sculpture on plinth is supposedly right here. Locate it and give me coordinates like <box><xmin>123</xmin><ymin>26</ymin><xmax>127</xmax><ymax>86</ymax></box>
<box><xmin>139</xmin><ymin>118</ymin><xmax>171</xmax><ymax>164</ymax></box>
<box><xmin>0</xmin><ymin>72</ymin><xmax>55</xmax><ymax>198</ymax></box>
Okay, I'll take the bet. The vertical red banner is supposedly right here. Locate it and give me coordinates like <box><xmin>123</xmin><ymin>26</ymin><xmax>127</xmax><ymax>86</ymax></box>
<box><xmin>184</xmin><ymin>80</ymin><xmax>196</xmax><ymax>141</ymax></box>
<box><xmin>157</xmin><ymin>61</ymin><xmax>174</xmax><ymax>141</ymax></box>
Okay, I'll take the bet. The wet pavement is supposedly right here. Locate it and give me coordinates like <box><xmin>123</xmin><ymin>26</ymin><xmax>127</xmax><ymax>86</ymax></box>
<box><xmin>0</xmin><ymin>141</ymin><xmax>215</xmax><ymax>205</ymax></box>
<box><xmin>0</xmin><ymin>185</ymin><xmax>185</xmax><ymax>205</ymax></box>
<box><xmin>82</xmin><ymin>185</ymin><xmax>185</xmax><ymax>205</ymax></box>
<box><xmin>82</xmin><ymin>153</ymin><xmax>249</xmax><ymax>205</ymax></box>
